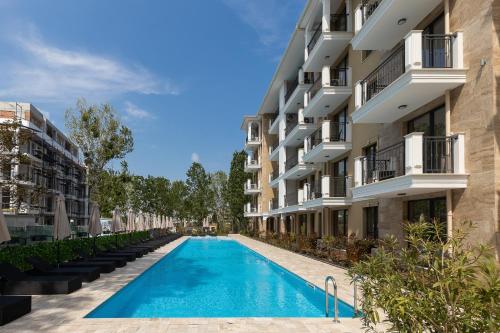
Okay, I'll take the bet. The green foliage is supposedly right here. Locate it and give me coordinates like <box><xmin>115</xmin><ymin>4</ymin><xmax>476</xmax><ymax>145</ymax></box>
<box><xmin>95</xmin><ymin>161</ymin><xmax>131</xmax><ymax>217</ymax></box>
<box><xmin>185</xmin><ymin>162</ymin><xmax>212</xmax><ymax>225</ymax></box>
<box><xmin>349</xmin><ymin>221</ymin><xmax>500</xmax><ymax>333</ymax></box>
<box><xmin>0</xmin><ymin>231</ymin><xmax>149</xmax><ymax>271</ymax></box>
<box><xmin>209</xmin><ymin>171</ymin><xmax>231</xmax><ymax>232</ymax></box>
<box><xmin>225</xmin><ymin>150</ymin><xmax>249</xmax><ymax>232</ymax></box>
<box><xmin>65</xmin><ymin>98</ymin><xmax>134</xmax><ymax>199</ymax></box>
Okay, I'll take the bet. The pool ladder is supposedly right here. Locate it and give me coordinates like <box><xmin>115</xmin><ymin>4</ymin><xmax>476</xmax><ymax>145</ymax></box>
<box><xmin>325</xmin><ymin>275</ymin><xmax>360</xmax><ymax>322</ymax></box>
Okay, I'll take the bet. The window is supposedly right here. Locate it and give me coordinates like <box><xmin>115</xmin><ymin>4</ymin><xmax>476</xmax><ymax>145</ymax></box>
<box><xmin>407</xmin><ymin>105</ymin><xmax>445</xmax><ymax>136</ymax></box>
<box><xmin>332</xmin><ymin>209</ymin><xmax>348</xmax><ymax>237</ymax></box>
<box><xmin>2</xmin><ymin>188</ymin><xmax>10</xmax><ymax>209</ymax></box>
<box><xmin>408</xmin><ymin>197</ymin><xmax>447</xmax><ymax>239</ymax></box>
<box><xmin>361</xmin><ymin>50</ymin><xmax>373</xmax><ymax>62</ymax></box>
<box><xmin>364</xmin><ymin>206</ymin><xmax>378</xmax><ymax>239</ymax></box>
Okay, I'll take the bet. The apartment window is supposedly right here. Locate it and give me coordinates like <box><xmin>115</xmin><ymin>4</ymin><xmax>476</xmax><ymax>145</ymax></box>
<box><xmin>408</xmin><ymin>197</ymin><xmax>447</xmax><ymax>239</ymax></box>
<box><xmin>332</xmin><ymin>209</ymin><xmax>348</xmax><ymax>237</ymax></box>
<box><xmin>364</xmin><ymin>206</ymin><xmax>378</xmax><ymax>239</ymax></box>
<box><xmin>407</xmin><ymin>105</ymin><xmax>445</xmax><ymax>136</ymax></box>
<box><xmin>361</xmin><ymin>50</ymin><xmax>373</xmax><ymax>62</ymax></box>
<box><xmin>2</xmin><ymin>188</ymin><xmax>10</xmax><ymax>209</ymax></box>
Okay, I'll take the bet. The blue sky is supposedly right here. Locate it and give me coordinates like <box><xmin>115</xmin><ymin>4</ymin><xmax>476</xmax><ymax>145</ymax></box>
<box><xmin>0</xmin><ymin>0</ymin><xmax>305</xmax><ymax>179</ymax></box>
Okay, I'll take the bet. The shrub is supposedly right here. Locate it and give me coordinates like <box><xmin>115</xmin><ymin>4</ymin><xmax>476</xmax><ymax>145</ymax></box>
<box><xmin>349</xmin><ymin>221</ymin><xmax>500</xmax><ymax>333</ymax></box>
<box><xmin>0</xmin><ymin>231</ymin><xmax>150</xmax><ymax>271</ymax></box>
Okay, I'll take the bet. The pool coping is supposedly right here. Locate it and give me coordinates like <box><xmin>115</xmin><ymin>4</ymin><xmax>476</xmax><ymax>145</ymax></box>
<box><xmin>2</xmin><ymin>235</ymin><xmax>376</xmax><ymax>332</ymax></box>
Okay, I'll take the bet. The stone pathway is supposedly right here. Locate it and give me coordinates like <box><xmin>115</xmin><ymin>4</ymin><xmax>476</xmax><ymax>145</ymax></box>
<box><xmin>2</xmin><ymin>235</ymin><xmax>374</xmax><ymax>333</ymax></box>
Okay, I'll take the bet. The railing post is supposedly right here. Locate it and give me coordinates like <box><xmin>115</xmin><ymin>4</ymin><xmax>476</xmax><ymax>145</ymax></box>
<box><xmin>298</xmin><ymin>187</ymin><xmax>304</xmax><ymax>205</ymax></box>
<box><xmin>322</xmin><ymin>120</ymin><xmax>330</xmax><ymax>142</ymax></box>
<box><xmin>298</xmin><ymin>68</ymin><xmax>305</xmax><ymax>85</ymax></box>
<box><xmin>304</xmin><ymin>183</ymin><xmax>310</xmax><ymax>201</ymax></box>
<box><xmin>354</xmin><ymin>80</ymin><xmax>363</xmax><ymax>109</ymax></box>
<box><xmin>304</xmin><ymin>136</ymin><xmax>310</xmax><ymax>154</ymax></box>
<box><xmin>453</xmin><ymin>133</ymin><xmax>465</xmax><ymax>173</ymax></box>
<box><xmin>322</xmin><ymin>175</ymin><xmax>330</xmax><ymax>198</ymax></box>
<box><xmin>404</xmin><ymin>132</ymin><xmax>424</xmax><ymax>175</ymax></box>
<box><xmin>354</xmin><ymin>156</ymin><xmax>363</xmax><ymax>187</ymax></box>
<box><xmin>322</xmin><ymin>0</ymin><xmax>331</xmax><ymax>32</ymax></box>
<box><xmin>452</xmin><ymin>31</ymin><xmax>464</xmax><ymax>69</ymax></box>
<box><xmin>405</xmin><ymin>30</ymin><xmax>423</xmax><ymax>70</ymax></box>
<box><xmin>298</xmin><ymin>108</ymin><xmax>305</xmax><ymax>124</ymax></box>
<box><xmin>322</xmin><ymin>65</ymin><xmax>330</xmax><ymax>87</ymax></box>
<box><xmin>298</xmin><ymin>148</ymin><xmax>305</xmax><ymax>164</ymax></box>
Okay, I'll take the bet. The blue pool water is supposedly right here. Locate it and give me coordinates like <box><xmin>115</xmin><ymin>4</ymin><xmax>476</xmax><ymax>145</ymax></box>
<box><xmin>86</xmin><ymin>237</ymin><xmax>355</xmax><ymax>318</ymax></box>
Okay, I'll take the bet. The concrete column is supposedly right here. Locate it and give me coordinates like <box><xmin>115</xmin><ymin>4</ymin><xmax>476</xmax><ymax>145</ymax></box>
<box><xmin>321</xmin><ymin>65</ymin><xmax>330</xmax><ymax>86</ymax></box>
<box><xmin>354</xmin><ymin>80</ymin><xmax>363</xmax><ymax>110</ymax></box>
<box><xmin>453</xmin><ymin>133</ymin><xmax>466</xmax><ymax>174</ymax></box>
<box><xmin>452</xmin><ymin>32</ymin><xmax>464</xmax><ymax>69</ymax></box>
<box><xmin>322</xmin><ymin>175</ymin><xmax>330</xmax><ymax>198</ymax></box>
<box><xmin>354</xmin><ymin>156</ymin><xmax>363</xmax><ymax>187</ymax></box>
<box><xmin>354</xmin><ymin>4</ymin><xmax>362</xmax><ymax>34</ymax></box>
<box><xmin>322</xmin><ymin>120</ymin><xmax>330</xmax><ymax>142</ymax></box>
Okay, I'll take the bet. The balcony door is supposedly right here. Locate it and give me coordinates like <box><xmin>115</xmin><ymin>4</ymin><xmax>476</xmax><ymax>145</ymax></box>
<box><xmin>331</xmin><ymin>107</ymin><xmax>347</xmax><ymax>141</ymax></box>
<box><xmin>331</xmin><ymin>158</ymin><xmax>347</xmax><ymax>197</ymax></box>
<box><xmin>408</xmin><ymin>197</ymin><xmax>446</xmax><ymax>239</ymax></box>
<box><xmin>422</xmin><ymin>14</ymin><xmax>451</xmax><ymax>68</ymax></box>
<box><xmin>331</xmin><ymin>209</ymin><xmax>348</xmax><ymax>237</ymax></box>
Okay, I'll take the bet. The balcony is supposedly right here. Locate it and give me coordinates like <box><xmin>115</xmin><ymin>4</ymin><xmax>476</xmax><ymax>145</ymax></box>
<box><xmin>282</xmin><ymin>148</ymin><xmax>315</xmax><ymax>180</ymax></box>
<box><xmin>244</xmin><ymin>136</ymin><xmax>261</xmax><ymax>150</ymax></box>
<box><xmin>304</xmin><ymin>14</ymin><xmax>353</xmax><ymax>72</ymax></box>
<box><xmin>303</xmin><ymin>176</ymin><xmax>352</xmax><ymax>209</ymax></box>
<box><xmin>244</xmin><ymin>158</ymin><xmax>261</xmax><ymax>173</ymax></box>
<box><xmin>282</xmin><ymin>71</ymin><xmax>312</xmax><ymax>114</ymax></box>
<box><xmin>303</xmin><ymin>67</ymin><xmax>352</xmax><ymax>118</ymax></box>
<box><xmin>352</xmin><ymin>0</ymin><xmax>442</xmax><ymax>50</ymax></box>
<box><xmin>244</xmin><ymin>181</ymin><xmax>261</xmax><ymax>195</ymax></box>
<box><xmin>268</xmin><ymin>113</ymin><xmax>280</xmax><ymax>135</ymax></box>
<box><xmin>353</xmin><ymin>132</ymin><xmax>468</xmax><ymax>200</ymax></box>
<box><xmin>244</xmin><ymin>203</ymin><xmax>261</xmax><ymax>217</ymax></box>
<box><xmin>269</xmin><ymin>144</ymin><xmax>280</xmax><ymax>161</ymax></box>
<box><xmin>303</xmin><ymin>120</ymin><xmax>352</xmax><ymax>163</ymax></box>
<box><xmin>283</xmin><ymin>110</ymin><xmax>316</xmax><ymax>147</ymax></box>
<box><xmin>353</xmin><ymin>31</ymin><xmax>466</xmax><ymax>124</ymax></box>
<box><xmin>269</xmin><ymin>198</ymin><xmax>279</xmax><ymax>212</ymax></box>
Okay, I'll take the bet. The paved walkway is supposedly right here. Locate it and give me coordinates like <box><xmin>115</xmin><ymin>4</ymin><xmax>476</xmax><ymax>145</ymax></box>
<box><xmin>3</xmin><ymin>235</ymin><xmax>374</xmax><ymax>333</ymax></box>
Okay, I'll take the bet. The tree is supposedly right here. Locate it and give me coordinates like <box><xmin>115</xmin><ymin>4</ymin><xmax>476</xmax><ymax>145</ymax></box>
<box><xmin>209</xmin><ymin>171</ymin><xmax>230</xmax><ymax>232</ymax></box>
<box><xmin>65</xmin><ymin>98</ymin><xmax>134</xmax><ymax>200</ymax></box>
<box><xmin>169</xmin><ymin>180</ymin><xmax>189</xmax><ymax>221</ymax></box>
<box><xmin>95</xmin><ymin>161</ymin><xmax>131</xmax><ymax>217</ymax></box>
<box><xmin>185</xmin><ymin>162</ymin><xmax>212</xmax><ymax>225</ymax></box>
<box><xmin>224</xmin><ymin>150</ymin><xmax>249</xmax><ymax>232</ymax></box>
<box><xmin>349</xmin><ymin>220</ymin><xmax>500</xmax><ymax>333</ymax></box>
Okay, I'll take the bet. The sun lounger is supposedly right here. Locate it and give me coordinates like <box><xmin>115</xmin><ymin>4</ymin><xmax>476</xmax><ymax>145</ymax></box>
<box><xmin>0</xmin><ymin>263</ymin><xmax>82</xmax><ymax>295</ymax></box>
<box><xmin>26</xmin><ymin>257</ymin><xmax>100</xmax><ymax>283</ymax></box>
<box><xmin>0</xmin><ymin>296</ymin><xmax>31</xmax><ymax>326</ymax></box>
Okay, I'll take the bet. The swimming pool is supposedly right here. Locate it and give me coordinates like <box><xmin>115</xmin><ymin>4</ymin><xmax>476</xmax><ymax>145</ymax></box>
<box><xmin>86</xmin><ymin>237</ymin><xmax>355</xmax><ymax>318</ymax></box>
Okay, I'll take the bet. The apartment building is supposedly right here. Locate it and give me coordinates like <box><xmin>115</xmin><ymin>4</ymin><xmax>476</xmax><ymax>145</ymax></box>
<box><xmin>242</xmin><ymin>0</ymin><xmax>499</xmax><ymax>256</ymax></box>
<box><xmin>0</xmin><ymin>102</ymin><xmax>89</xmax><ymax>228</ymax></box>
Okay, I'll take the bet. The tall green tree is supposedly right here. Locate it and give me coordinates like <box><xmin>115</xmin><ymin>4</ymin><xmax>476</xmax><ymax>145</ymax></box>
<box><xmin>209</xmin><ymin>171</ymin><xmax>230</xmax><ymax>232</ymax></box>
<box><xmin>185</xmin><ymin>162</ymin><xmax>212</xmax><ymax>225</ymax></box>
<box><xmin>225</xmin><ymin>150</ymin><xmax>249</xmax><ymax>232</ymax></box>
<box><xmin>65</xmin><ymin>98</ymin><xmax>134</xmax><ymax>200</ymax></box>
<box><xmin>169</xmin><ymin>180</ymin><xmax>189</xmax><ymax>221</ymax></box>
<box><xmin>95</xmin><ymin>161</ymin><xmax>131</xmax><ymax>217</ymax></box>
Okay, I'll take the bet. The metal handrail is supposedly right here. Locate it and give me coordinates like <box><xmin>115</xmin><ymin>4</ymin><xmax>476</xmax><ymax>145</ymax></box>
<box><xmin>361</xmin><ymin>0</ymin><xmax>380</xmax><ymax>25</ymax></box>
<box><xmin>325</xmin><ymin>276</ymin><xmax>339</xmax><ymax>322</ymax></box>
<box><xmin>353</xmin><ymin>275</ymin><xmax>362</xmax><ymax>317</ymax></box>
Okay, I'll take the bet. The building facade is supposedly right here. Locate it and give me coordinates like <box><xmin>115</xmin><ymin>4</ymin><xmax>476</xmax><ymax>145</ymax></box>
<box><xmin>0</xmin><ymin>102</ymin><xmax>89</xmax><ymax>228</ymax></box>
<box><xmin>242</xmin><ymin>0</ymin><xmax>499</xmax><ymax>257</ymax></box>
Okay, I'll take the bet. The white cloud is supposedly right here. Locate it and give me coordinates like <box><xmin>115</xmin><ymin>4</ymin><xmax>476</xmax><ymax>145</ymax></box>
<box><xmin>191</xmin><ymin>152</ymin><xmax>200</xmax><ymax>163</ymax></box>
<box><xmin>221</xmin><ymin>0</ymin><xmax>305</xmax><ymax>54</ymax></box>
<box><xmin>124</xmin><ymin>101</ymin><xmax>153</xmax><ymax>119</ymax></box>
<box><xmin>0</xmin><ymin>29</ymin><xmax>180</xmax><ymax>103</ymax></box>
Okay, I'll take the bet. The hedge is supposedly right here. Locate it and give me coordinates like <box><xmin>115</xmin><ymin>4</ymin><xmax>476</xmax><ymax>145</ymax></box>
<box><xmin>0</xmin><ymin>231</ymin><xmax>150</xmax><ymax>271</ymax></box>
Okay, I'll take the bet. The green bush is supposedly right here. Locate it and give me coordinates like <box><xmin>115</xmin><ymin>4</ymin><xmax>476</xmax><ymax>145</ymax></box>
<box><xmin>0</xmin><ymin>231</ymin><xmax>150</xmax><ymax>271</ymax></box>
<box><xmin>349</xmin><ymin>221</ymin><xmax>500</xmax><ymax>333</ymax></box>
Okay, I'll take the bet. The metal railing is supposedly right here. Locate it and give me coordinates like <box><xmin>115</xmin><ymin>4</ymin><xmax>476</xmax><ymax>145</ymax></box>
<box><xmin>308</xmin><ymin>122</ymin><xmax>348</xmax><ymax>150</ymax></box>
<box><xmin>330</xmin><ymin>67</ymin><xmax>349</xmax><ymax>87</ymax></box>
<box><xmin>285</xmin><ymin>153</ymin><xmax>299</xmax><ymax>171</ymax></box>
<box><xmin>330</xmin><ymin>13</ymin><xmax>348</xmax><ymax>32</ymax></box>
<box><xmin>245</xmin><ymin>183</ymin><xmax>260</xmax><ymax>191</ymax></box>
<box><xmin>270</xmin><ymin>170</ymin><xmax>279</xmax><ymax>182</ymax></box>
<box><xmin>308</xmin><ymin>181</ymin><xmax>323</xmax><ymax>200</ymax></box>
<box><xmin>330</xmin><ymin>176</ymin><xmax>349</xmax><ymax>197</ymax></box>
<box><xmin>284</xmin><ymin>192</ymin><xmax>298</xmax><ymax>207</ymax></box>
<box><xmin>246</xmin><ymin>136</ymin><xmax>260</xmax><ymax>143</ymax></box>
<box><xmin>423</xmin><ymin>136</ymin><xmax>456</xmax><ymax>173</ymax></box>
<box><xmin>360</xmin><ymin>0</ymin><xmax>380</xmax><ymax>25</ymax></box>
<box><xmin>245</xmin><ymin>159</ymin><xmax>260</xmax><ymax>168</ymax></box>
<box><xmin>308</xmin><ymin>73</ymin><xmax>322</xmax><ymax>100</ymax></box>
<box><xmin>361</xmin><ymin>44</ymin><xmax>405</xmax><ymax>105</ymax></box>
<box><xmin>307</xmin><ymin>23</ymin><xmax>322</xmax><ymax>54</ymax></box>
<box><xmin>285</xmin><ymin>121</ymin><xmax>299</xmax><ymax>136</ymax></box>
<box><xmin>270</xmin><ymin>198</ymin><xmax>279</xmax><ymax>210</ymax></box>
<box><xmin>361</xmin><ymin>141</ymin><xmax>405</xmax><ymax>185</ymax></box>
<box><xmin>325</xmin><ymin>276</ymin><xmax>339</xmax><ymax>322</ymax></box>
<box><xmin>422</xmin><ymin>34</ymin><xmax>453</xmax><ymax>68</ymax></box>
<box><xmin>284</xmin><ymin>76</ymin><xmax>299</xmax><ymax>104</ymax></box>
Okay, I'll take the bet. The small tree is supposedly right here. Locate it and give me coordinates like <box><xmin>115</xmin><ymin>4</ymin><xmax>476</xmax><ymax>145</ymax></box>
<box><xmin>65</xmin><ymin>98</ymin><xmax>133</xmax><ymax>200</ymax></box>
<box><xmin>209</xmin><ymin>171</ymin><xmax>230</xmax><ymax>232</ymax></box>
<box><xmin>95</xmin><ymin>161</ymin><xmax>131</xmax><ymax>217</ymax></box>
<box><xmin>224</xmin><ymin>150</ymin><xmax>249</xmax><ymax>233</ymax></box>
<box><xmin>349</xmin><ymin>220</ymin><xmax>499</xmax><ymax>333</ymax></box>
